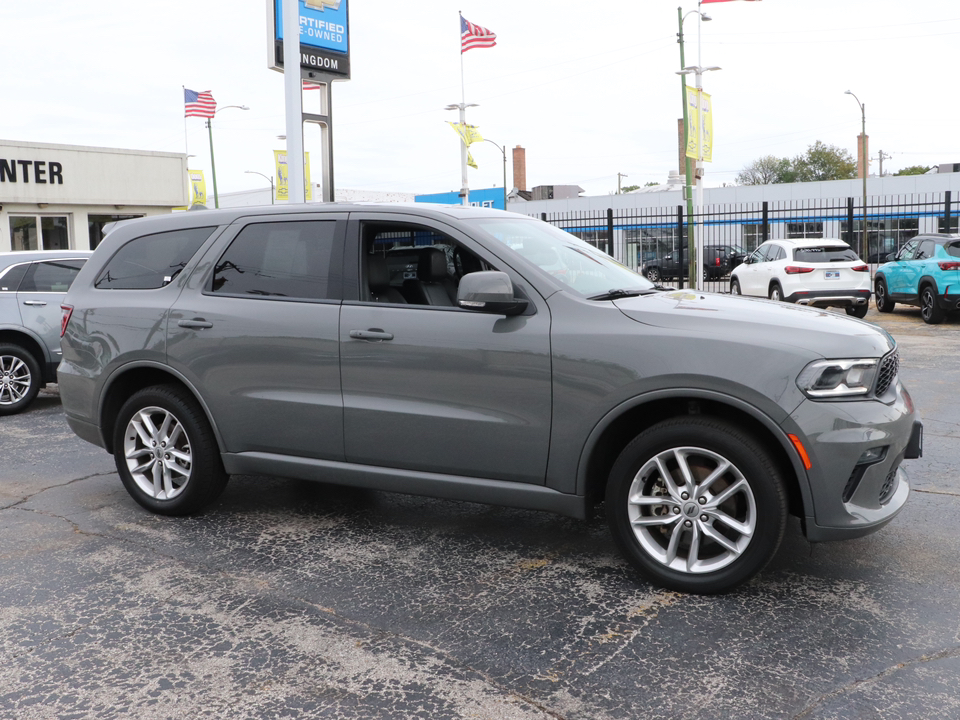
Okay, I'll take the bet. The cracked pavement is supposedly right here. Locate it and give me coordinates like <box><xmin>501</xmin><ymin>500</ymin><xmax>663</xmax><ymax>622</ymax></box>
<box><xmin>1</xmin><ymin>306</ymin><xmax>959</xmax><ymax>719</ymax></box>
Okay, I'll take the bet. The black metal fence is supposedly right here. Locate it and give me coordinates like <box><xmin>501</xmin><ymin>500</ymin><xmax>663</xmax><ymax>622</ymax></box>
<box><xmin>532</xmin><ymin>192</ymin><xmax>957</xmax><ymax>292</ymax></box>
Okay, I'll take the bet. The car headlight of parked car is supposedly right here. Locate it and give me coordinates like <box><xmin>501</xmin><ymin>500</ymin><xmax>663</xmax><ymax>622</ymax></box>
<box><xmin>796</xmin><ymin>358</ymin><xmax>879</xmax><ymax>398</ymax></box>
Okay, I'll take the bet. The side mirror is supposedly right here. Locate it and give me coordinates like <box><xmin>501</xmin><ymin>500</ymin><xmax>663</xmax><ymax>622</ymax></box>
<box><xmin>458</xmin><ymin>271</ymin><xmax>528</xmax><ymax>316</ymax></box>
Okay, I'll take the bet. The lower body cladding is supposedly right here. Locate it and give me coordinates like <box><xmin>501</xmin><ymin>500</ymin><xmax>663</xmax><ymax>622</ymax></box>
<box><xmin>786</xmin><ymin>288</ymin><xmax>872</xmax><ymax>308</ymax></box>
<box><xmin>791</xmin><ymin>386</ymin><xmax>921</xmax><ymax>542</ymax></box>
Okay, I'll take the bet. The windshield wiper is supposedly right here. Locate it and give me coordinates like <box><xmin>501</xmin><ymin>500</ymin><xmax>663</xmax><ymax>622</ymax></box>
<box><xmin>588</xmin><ymin>288</ymin><xmax>656</xmax><ymax>301</ymax></box>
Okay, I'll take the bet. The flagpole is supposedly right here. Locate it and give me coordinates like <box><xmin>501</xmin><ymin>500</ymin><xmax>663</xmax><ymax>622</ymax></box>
<box><xmin>458</xmin><ymin>11</ymin><xmax>469</xmax><ymax>206</ymax></box>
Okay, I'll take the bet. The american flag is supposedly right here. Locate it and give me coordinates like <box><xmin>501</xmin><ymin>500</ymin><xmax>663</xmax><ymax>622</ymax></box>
<box><xmin>184</xmin><ymin>89</ymin><xmax>217</xmax><ymax>118</ymax></box>
<box><xmin>461</xmin><ymin>15</ymin><xmax>496</xmax><ymax>53</ymax></box>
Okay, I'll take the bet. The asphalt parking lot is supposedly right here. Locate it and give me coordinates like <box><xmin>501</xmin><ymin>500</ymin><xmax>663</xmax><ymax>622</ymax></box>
<box><xmin>1</xmin><ymin>302</ymin><xmax>959</xmax><ymax>719</ymax></box>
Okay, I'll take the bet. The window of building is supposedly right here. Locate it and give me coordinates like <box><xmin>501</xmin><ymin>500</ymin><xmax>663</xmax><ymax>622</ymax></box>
<box><xmin>9</xmin><ymin>215</ymin><xmax>69</xmax><ymax>251</ymax></box>
<box><xmin>741</xmin><ymin>224</ymin><xmax>764</xmax><ymax>253</ymax></box>
<box><xmin>842</xmin><ymin>217</ymin><xmax>918</xmax><ymax>262</ymax></box>
<box><xmin>786</xmin><ymin>222</ymin><xmax>823</xmax><ymax>239</ymax></box>
<box><xmin>96</xmin><ymin>226</ymin><xmax>215</xmax><ymax>290</ymax></box>
<box><xmin>211</xmin><ymin>221</ymin><xmax>336</xmax><ymax>300</ymax></box>
<box><xmin>88</xmin><ymin>214</ymin><xmax>143</xmax><ymax>250</ymax></box>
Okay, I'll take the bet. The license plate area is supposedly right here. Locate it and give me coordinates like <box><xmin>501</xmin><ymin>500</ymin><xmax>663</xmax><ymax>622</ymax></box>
<box><xmin>825</xmin><ymin>270</ymin><xmax>840</xmax><ymax>279</ymax></box>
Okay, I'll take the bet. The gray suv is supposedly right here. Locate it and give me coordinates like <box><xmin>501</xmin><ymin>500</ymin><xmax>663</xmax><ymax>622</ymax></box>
<box><xmin>58</xmin><ymin>205</ymin><xmax>922</xmax><ymax>594</ymax></box>
<box><xmin>0</xmin><ymin>250</ymin><xmax>90</xmax><ymax>414</ymax></box>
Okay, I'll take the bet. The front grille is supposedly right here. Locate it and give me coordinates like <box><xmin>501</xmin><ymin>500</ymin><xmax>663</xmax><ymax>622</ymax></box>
<box><xmin>879</xmin><ymin>465</ymin><xmax>899</xmax><ymax>505</ymax></box>
<box><xmin>875</xmin><ymin>350</ymin><xmax>899</xmax><ymax>397</ymax></box>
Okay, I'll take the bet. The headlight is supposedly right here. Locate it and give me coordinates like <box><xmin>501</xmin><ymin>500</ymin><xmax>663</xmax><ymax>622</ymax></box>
<box><xmin>796</xmin><ymin>358</ymin><xmax>879</xmax><ymax>398</ymax></box>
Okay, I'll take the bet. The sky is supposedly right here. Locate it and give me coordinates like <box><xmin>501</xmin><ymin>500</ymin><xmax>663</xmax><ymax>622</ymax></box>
<box><xmin>2</xmin><ymin>1</ymin><xmax>957</xmax><ymax>199</ymax></box>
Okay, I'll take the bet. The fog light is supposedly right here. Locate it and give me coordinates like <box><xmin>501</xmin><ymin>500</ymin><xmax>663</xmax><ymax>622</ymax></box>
<box><xmin>856</xmin><ymin>446</ymin><xmax>887</xmax><ymax>465</ymax></box>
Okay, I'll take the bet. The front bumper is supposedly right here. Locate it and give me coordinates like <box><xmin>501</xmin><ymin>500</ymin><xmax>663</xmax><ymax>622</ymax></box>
<box><xmin>789</xmin><ymin>383</ymin><xmax>920</xmax><ymax>542</ymax></box>
<box><xmin>785</xmin><ymin>288</ymin><xmax>871</xmax><ymax>308</ymax></box>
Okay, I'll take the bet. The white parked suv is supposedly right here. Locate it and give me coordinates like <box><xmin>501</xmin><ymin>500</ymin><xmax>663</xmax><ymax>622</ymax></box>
<box><xmin>730</xmin><ymin>238</ymin><xmax>871</xmax><ymax>318</ymax></box>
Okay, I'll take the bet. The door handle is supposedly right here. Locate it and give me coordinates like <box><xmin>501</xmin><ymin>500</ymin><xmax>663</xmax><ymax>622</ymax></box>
<box><xmin>349</xmin><ymin>329</ymin><xmax>394</xmax><ymax>341</ymax></box>
<box><xmin>22</xmin><ymin>300</ymin><xmax>47</xmax><ymax>306</ymax></box>
<box><xmin>178</xmin><ymin>318</ymin><xmax>214</xmax><ymax>329</ymax></box>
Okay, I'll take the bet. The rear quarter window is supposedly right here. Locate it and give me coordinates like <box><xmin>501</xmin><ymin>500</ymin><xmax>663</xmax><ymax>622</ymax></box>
<box><xmin>95</xmin><ymin>227</ymin><xmax>216</xmax><ymax>289</ymax></box>
<box><xmin>793</xmin><ymin>246</ymin><xmax>858</xmax><ymax>263</ymax></box>
<box><xmin>945</xmin><ymin>241</ymin><xmax>960</xmax><ymax>259</ymax></box>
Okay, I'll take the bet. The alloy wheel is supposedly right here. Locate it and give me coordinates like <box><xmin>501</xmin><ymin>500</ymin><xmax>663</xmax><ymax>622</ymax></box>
<box><xmin>0</xmin><ymin>354</ymin><xmax>31</xmax><ymax>407</ymax></box>
<box><xmin>122</xmin><ymin>406</ymin><xmax>193</xmax><ymax>500</ymax></box>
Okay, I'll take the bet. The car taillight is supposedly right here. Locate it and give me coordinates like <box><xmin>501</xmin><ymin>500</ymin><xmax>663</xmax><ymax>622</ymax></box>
<box><xmin>60</xmin><ymin>304</ymin><xmax>74</xmax><ymax>338</ymax></box>
<box><xmin>784</xmin><ymin>266</ymin><xmax>815</xmax><ymax>274</ymax></box>
<box><xmin>938</xmin><ymin>261</ymin><xmax>960</xmax><ymax>271</ymax></box>
<box><xmin>852</xmin><ymin>265</ymin><xmax>869</xmax><ymax>272</ymax></box>
<box><xmin>715</xmin><ymin>258</ymin><xmax>721</xmax><ymax>266</ymax></box>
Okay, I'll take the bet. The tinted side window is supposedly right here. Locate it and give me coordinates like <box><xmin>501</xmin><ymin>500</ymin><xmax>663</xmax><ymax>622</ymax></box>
<box><xmin>0</xmin><ymin>263</ymin><xmax>30</xmax><ymax>292</ymax></box>
<box><xmin>898</xmin><ymin>239</ymin><xmax>919</xmax><ymax>260</ymax></box>
<box><xmin>946</xmin><ymin>241</ymin><xmax>960</xmax><ymax>258</ymax></box>
<box><xmin>916</xmin><ymin>240</ymin><xmax>936</xmax><ymax>260</ymax></box>
<box><xmin>793</xmin><ymin>246</ymin><xmax>858</xmax><ymax>263</ymax></box>
<box><xmin>211</xmin><ymin>221</ymin><xmax>336</xmax><ymax>300</ymax></box>
<box><xmin>20</xmin><ymin>259</ymin><xmax>85</xmax><ymax>293</ymax></box>
<box><xmin>96</xmin><ymin>227</ymin><xmax>215</xmax><ymax>289</ymax></box>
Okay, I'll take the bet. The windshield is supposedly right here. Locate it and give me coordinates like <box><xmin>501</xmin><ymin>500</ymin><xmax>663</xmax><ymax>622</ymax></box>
<box><xmin>466</xmin><ymin>217</ymin><xmax>655</xmax><ymax>297</ymax></box>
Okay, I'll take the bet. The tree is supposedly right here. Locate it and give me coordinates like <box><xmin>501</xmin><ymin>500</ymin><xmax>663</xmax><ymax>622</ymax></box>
<box><xmin>735</xmin><ymin>155</ymin><xmax>794</xmax><ymax>185</ymax></box>
<box><xmin>895</xmin><ymin>165</ymin><xmax>932</xmax><ymax>176</ymax></box>
<box><xmin>736</xmin><ymin>142</ymin><xmax>856</xmax><ymax>185</ymax></box>
<box><xmin>620</xmin><ymin>184</ymin><xmax>641</xmax><ymax>193</ymax></box>
<box><xmin>792</xmin><ymin>141</ymin><xmax>856</xmax><ymax>182</ymax></box>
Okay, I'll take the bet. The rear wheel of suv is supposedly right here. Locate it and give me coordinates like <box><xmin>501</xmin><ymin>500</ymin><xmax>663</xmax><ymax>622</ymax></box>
<box><xmin>768</xmin><ymin>283</ymin><xmax>783</xmax><ymax>302</ymax></box>
<box><xmin>0</xmin><ymin>344</ymin><xmax>42</xmax><ymax>416</ymax></box>
<box><xmin>113</xmin><ymin>385</ymin><xmax>228</xmax><ymax>515</ymax></box>
<box><xmin>875</xmin><ymin>278</ymin><xmax>895</xmax><ymax>313</ymax></box>
<box><xmin>845</xmin><ymin>304</ymin><xmax>869</xmax><ymax>319</ymax></box>
<box><xmin>644</xmin><ymin>267</ymin><xmax>661</xmax><ymax>283</ymax></box>
<box><xmin>920</xmin><ymin>285</ymin><xmax>945</xmax><ymax>325</ymax></box>
<box><xmin>606</xmin><ymin>417</ymin><xmax>787</xmax><ymax>594</ymax></box>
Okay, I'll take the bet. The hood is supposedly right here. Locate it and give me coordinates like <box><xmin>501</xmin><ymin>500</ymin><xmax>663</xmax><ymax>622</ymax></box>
<box><xmin>614</xmin><ymin>290</ymin><xmax>895</xmax><ymax>359</ymax></box>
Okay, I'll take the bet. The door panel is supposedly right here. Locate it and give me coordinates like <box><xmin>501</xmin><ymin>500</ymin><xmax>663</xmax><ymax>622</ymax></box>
<box><xmin>340</xmin><ymin>303</ymin><xmax>552</xmax><ymax>483</ymax></box>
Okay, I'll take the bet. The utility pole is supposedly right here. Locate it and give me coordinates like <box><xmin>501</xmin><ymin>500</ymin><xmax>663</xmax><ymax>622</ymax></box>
<box><xmin>878</xmin><ymin>150</ymin><xmax>892</xmax><ymax>177</ymax></box>
<box><xmin>617</xmin><ymin>172</ymin><xmax>628</xmax><ymax>194</ymax></box>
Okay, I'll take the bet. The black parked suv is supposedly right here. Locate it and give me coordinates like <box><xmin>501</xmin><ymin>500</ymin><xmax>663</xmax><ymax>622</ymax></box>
<box><xmin>641</xmin><ymin>245</ymin><xmax>746</xmax><ymax>283</ymax></box>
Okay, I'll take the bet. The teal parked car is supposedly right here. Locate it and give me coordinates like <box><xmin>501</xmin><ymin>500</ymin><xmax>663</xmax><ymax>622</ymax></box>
<box><xmin>875</xmin><ymin>234</ymin><xmax>960</xmax><ymax>324</ymax></box>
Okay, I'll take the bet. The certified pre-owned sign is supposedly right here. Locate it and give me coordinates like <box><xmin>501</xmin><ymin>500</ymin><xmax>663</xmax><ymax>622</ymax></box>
<box><xmin>269</xmin><ymin>0</ymin><xmax>350</xmax><ymax>79</ymax></box>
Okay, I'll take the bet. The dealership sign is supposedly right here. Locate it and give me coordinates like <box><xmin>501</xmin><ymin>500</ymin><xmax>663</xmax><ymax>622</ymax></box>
<box><xmin>268</xmin><ymin>0</ymin><xmax>350</xmax><ymax>79</ymax></box>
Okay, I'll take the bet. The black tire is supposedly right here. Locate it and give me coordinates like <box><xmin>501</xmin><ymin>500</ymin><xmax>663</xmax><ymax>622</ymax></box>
<box><xmin>875</xmin><ymin>277</ymin><xmax>895</xmax><ymax>313</ymax></box>
<box><xmin>605</xmin><ymin>417</ymin><xmax>787</xmax><ymax>594</ymax></box>
<box><xmin>845</xmin><ymin>304</ymin><xmax>869</xmax><ymax>319</ymax></box>
<box><xmin>645</xmin><ymin>267</ymin><xmax>661</xmax><ymax>283</ymax></box>
<box><xmin>730</xmin><ymin>279</ymin><xmax>741</xmax><ymax>296</ymax></box>
<box><xmin>0</xmin><ymin>343</ymin><xmax>42</xmax><ymax>416</ymax></box>
<box><xmin>920</xmin><ymin>285</ymin><xmax>945</xmax><ymax>325</ymax></box>
<box><xmin>113</xmin><ymin>385</ymin><xmax>228</xmax><ymax>515</ymax></box>
<box><xmin>768</xmin><ymin>283</ymin><xmax>783</xmax><ymax>302</ymax></box>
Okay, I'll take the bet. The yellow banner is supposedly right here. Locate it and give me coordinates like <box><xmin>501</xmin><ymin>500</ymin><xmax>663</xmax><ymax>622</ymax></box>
<box><xmin>447</xmin><ymin>121</ymin><xmax>483</xmax><ymax>146</ymax></box>
<box><xmin>467</xmin><ymin>151</ymin><xmax>477</xmax><ymax>169</ymax></box>
<box><xmin>685</xmin><ymin>89</ymin><xmax>713</xmax><ymax>163</ymax></box>
<box><xmin>274</xmin><ymin>150</ymin><xmax>313</xmax><ymax>201</ymax></box>
<box><xmin>189</xmin><ymin>169</ymin><xmax>206</xmax><ymax>206</ymax></box>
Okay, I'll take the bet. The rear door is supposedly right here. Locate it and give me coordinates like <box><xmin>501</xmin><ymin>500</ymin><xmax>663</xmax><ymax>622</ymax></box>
<box><xmin>17</xmin><ymin>258</ymin><xmax>86</xmax><ymax>370</ymax></box>
<box><xmin>339</xmin><ymin>212</ymin><xmax>553</xmax><ymax>485</ymax></box>
<box><xmin>167</xmin><ymin>213</ymin><xmax>347</xmax><ymax>461</ymax></box>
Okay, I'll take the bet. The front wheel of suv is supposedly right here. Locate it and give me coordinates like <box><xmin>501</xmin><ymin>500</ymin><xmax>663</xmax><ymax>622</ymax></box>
<box><xmin>0</xmin><ymin>343</ymin><xmax>42</xmax><ymax>416</ymax></box>
<box><xmin>730</xmin><ymin>279</ymin><xmax>742</xmax><ymax>295</ymax></box>
<box><xmin>113</xmin><ymin>385</ymin><xmax>228</xmax><ymax>516</ymax></box>
<box><xmin>875</xmin><ymin>278</ymin><xmax>895</xmax><ymax>313</ymax></box>
<box><xmin>644</xmin><ymin>267</ymin><xmax>661</xmax><ymax>283</ymax></box>
<box><xmin>605</xmin><ymin>417</ymin><xmax>787</xmax><ymax>594</ymax></box>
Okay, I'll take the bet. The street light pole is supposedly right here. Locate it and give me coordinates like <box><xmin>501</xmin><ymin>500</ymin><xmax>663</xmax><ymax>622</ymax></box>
<box><xmin>677</xmin><ymin>8</ymin><xmax>710</xmax><ymax>289</ymax></box>
<box><xmin>206</xmin><ymin>104</ymin><xmax>249</xmax><ymax>209</ymax></box>
<box><xmin>845</xmin><ymin>90</ymin><xmax>868</xmax><ymax>259</ymax></box>
<box><xmin>445</xmin><ymin>102</ymin><xmax>479</xmax><ymax>206</ymax></box>
<box><xmin>482</xmin><ymin>138</ymin><xmax>507</xmax><ymax>210</ymax></box>
<box><xmin>244</xmin><ymin>170</ymin><xmax>275</xmax><ymax>205</ymax></box>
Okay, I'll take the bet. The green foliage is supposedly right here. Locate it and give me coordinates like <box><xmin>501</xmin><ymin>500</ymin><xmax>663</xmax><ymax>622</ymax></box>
<box><xmin>737</xmin><ymin>142</ymin><xmax>857</xmax><ymax>185</ymax></box>
<box><xmin>620</xmin><ymin>184</ymin><xmax>641</xmax><ymax>193</ymax></box>
<box><xmin>894</xmin><ymin>165</ymin><xmax>932</xmax><ymax>176</ymax></box>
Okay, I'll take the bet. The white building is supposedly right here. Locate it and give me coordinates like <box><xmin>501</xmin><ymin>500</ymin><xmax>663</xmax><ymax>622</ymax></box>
<box><xmin>0</xmin><ymin>140</ymin><xmax>188</xmax><ymax>253</ymax></box>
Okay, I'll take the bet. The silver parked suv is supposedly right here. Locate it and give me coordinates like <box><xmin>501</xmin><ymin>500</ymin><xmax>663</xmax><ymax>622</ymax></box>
<box><xmin>0</xmin><ymin>250</ymin><xmax>90</xmax><ymax>414</ymax></box>
<box><xmin>58</xmin><ymin>205</ymin><xmax>922</xmax><ymax>593</ymax></box>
